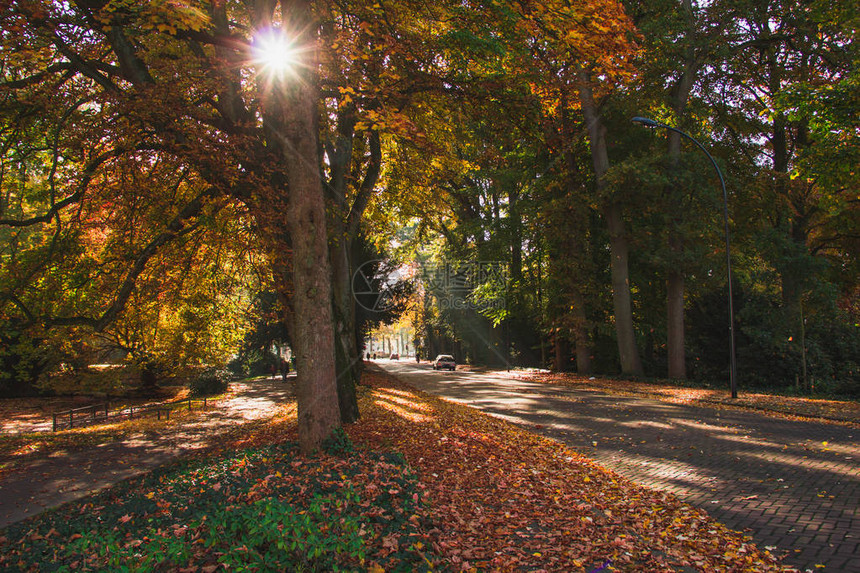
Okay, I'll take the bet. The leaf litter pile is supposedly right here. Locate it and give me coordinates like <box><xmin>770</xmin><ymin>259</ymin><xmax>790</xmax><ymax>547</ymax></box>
<box><xmin>0</xmin><ymin>369</ymin><xmax>798</xmax><ymax>572</ymax></box>
<box><xmin>351</xmin><ymin>371</ymin><xmax>796</xmax><ymax>572</ymax></box>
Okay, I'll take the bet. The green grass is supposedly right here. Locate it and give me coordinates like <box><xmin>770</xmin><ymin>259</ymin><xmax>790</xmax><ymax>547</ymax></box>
<box><xmin>0</xmin><ymin>442</ymin><xmax>440</xmax><ymax>572</ymax></box>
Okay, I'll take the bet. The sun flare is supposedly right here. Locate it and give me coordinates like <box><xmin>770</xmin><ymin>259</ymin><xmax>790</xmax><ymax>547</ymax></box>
<box><xmin>253</xmin><ymin>30</ymin><xmax>298</xmax><ymax>77</ymax></box>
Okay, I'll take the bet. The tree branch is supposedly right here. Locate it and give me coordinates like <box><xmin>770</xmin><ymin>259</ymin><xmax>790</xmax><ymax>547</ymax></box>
<box><xmin>46</xmin><ymin>187</ymin><xmax>223</xmax><ymax>331</ymax></box>
<box><xmin>0</xmin><ymin>148</ymin><xmax>126</xmax><ymax>227</ymax></box>
<box><xmin>345</xmin><ymin>129</ymin><xmax>381</xmax><ymax>241</ymax></box>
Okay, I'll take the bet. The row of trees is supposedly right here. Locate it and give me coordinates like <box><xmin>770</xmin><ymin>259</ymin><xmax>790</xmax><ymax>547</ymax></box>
<box><xmin>399</xmin><ymin>0</ymin><xmax>858</xmax><ymax>393</ymax></box>
<box><xmin>1</xmin><ymin>1</ymin><xmax>857</xmax><ymax>450</ymax></box>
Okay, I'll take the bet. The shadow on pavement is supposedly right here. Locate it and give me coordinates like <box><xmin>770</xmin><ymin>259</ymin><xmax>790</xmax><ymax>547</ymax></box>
<box><xmin>382</xmin><ymin>361</ymin><xmax>859</xmax><ymax>573</ymax></box>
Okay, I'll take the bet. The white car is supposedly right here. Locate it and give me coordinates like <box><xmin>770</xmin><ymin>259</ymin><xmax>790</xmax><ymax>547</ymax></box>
<box><xmin>433</xmin><ymin>354</ymin><xmax>456</xmax><ymax>371</ymax></box>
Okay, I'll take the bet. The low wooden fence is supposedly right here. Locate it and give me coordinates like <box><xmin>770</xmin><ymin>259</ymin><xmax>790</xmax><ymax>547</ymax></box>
<box><xmin>52</xmin><ymin>397</ymin><xmax>210</xmax><ymax>431</ymax></box>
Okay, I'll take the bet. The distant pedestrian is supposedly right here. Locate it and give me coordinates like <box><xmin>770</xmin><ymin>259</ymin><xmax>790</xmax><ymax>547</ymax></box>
<box><xmin>415</xmin><ymin>352</ymin><xmax>420</xmax><ymax>364</ymax></box>
<box><xmin>280</xmin><ymin>358</ymin><xmax>289</xmax><ymax>381</ymax></box>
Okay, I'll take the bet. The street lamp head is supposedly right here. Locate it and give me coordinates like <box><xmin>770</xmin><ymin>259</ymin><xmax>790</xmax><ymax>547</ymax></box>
<box><xmin>632</xmin><ymin>116</ymin><xmax>660</xmax><ymax>128</ymax></box>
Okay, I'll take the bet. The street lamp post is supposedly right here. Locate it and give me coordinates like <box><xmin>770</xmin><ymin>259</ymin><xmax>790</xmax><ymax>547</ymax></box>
<box><xmin>632</xmin><ymin>116</ymin><xmax>738</xmax><ymax>398</ymax></box>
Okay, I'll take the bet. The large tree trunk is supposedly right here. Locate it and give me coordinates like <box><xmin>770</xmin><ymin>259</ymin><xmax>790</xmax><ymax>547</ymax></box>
<box><xmin>331</xmin><ymin>240</ymin><xmax>360</xmax><ymax>423</ymax></box>
<box><xmin>280</xmin><ymin>0</ymin><xmax>341</xmax><ymax>453</ymax></box>
<box><xmin>577</xmin><ymin>70</ymin><xmax>642</xmax><ymax>376</ymax></box>
<box><xmin>553</xmin><ymin>335</ymin><xmax>569</xmax><ymax>372</ymax></box>
<box><xmin>558</xmin><ymin>96</ymin><xmax>594</xmax><ymax>373</ymax></box>
<box><xmin>571</xmin><ymin>288</ymin><xmax>592</xmax><ymax>374</ymax></box>
<box><xmin>664</xmin><ymin>0</ymin><xmax>699</xmax><ymax>380</ymax></box>
<box><xmin>602</xmin><ymin>202</ymin><xmax>643</xmax><ymax>375</ymax></box>
<box><xmin>666</xmin><ymin>268</ymin><xmax>686</xmax><ymax>378</ymax></box>
<box><xmin>325</xmin><ymin>113</ymin><xmax>380</xmax><ymax>422</ymax></box>
<box><xmin>666</xmin><ymin>127</ymin><xmax>688</xmax><ymax>379</ymax></box>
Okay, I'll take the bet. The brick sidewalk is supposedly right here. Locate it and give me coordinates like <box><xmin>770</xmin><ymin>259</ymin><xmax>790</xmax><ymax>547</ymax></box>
<box><xmin>384</xmin><ymin>363</ymin><xmax>859</xmax><ymax>572</ymax></box>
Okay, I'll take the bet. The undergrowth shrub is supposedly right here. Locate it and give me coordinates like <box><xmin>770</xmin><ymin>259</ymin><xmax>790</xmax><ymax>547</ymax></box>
<box><xmin>188</xmin><ymin>368</ymin><xmax>231</xmax><ymax>396</ymax></box>
<box><xmin>322</xmin><ymin>427</ymin><xmax>355</xmax><ymax>456</ymax></box>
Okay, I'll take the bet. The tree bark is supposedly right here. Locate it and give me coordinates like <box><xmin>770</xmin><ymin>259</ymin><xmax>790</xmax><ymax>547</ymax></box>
<box><xmin>664</xmin><ymin>0</ymin><xmax>699</xmax><ymax>380</ymax></box>
<box><xmin>666</xmin><ymin>130</ymin><xmax>687</xmax><ymax>379</ymax></box>
<box><xmin>279</xmin><ymin>0</ymin><xmax>341</xmax><ymax>453</ymax></box>
<box><xmin>577</xmin><ymin>68</ymin><xmax>642</xmax><ymax>376</ymax></box>
<box><xmin>553</xmin><ymin>335</ymin><xmax>569</xmax><ymax>372</ymax></box>
<box><xmin>572</xmin><ymin>288</ymin><xmax>592</xmax><ymax>374</ymax></box>
<box><xmin>331</xmin><ymin>239</ymin><xmax>361</xmax><ymax>423</ymax></box>
<box><xmin>666</xmin><ymin>269</ymin><xmax>686</xmax><ymax>378</ymax></box>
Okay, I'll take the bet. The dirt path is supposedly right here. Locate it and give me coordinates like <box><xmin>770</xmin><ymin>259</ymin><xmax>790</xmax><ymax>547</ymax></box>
<box><xmin>380</xmin><ymin>361</ymin><xmax>860</xmax><ymax>573</ymax></box>
<box><xmin>0</xmin><ymin>377</ymin><xmax>294</xmax><ymax>529</ymax></box>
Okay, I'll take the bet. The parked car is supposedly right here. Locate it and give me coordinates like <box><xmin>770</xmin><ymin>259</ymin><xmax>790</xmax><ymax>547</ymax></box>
<box><xmin>433</xmin><ymin>354</ymin><xmax>456</xmax><ymax>371</ymax></box>
<box><xmin>389</xmin><ymin>353</ymin><xmax>399</xmax><ymax>360</ymax></box>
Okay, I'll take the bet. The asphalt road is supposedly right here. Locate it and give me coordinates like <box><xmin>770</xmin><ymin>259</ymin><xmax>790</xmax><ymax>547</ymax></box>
<box><xmin>379</xmin><ymin>360</ymin><xmax>860</xmax><ymax>573</ymax></box>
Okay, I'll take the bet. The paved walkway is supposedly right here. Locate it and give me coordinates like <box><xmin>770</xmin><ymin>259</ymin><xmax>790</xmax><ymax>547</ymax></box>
<box><xmin>380</xmin><ymin>361</ymin><xmax>860</xmax><ymax>573</ymax></box>
<box><xmin>0</xmin><ymin>377</ymin><xmax>294</xmax><ymax>529</ymax></box>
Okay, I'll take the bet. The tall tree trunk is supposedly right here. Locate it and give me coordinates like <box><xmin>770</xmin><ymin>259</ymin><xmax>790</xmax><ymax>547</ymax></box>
<box><xmin>280</xmin><ymin>0</ymin><xmax>340</xmax><ymax>453</ymax></box>
<box><xmin>603</xmin><ymin>202</ymin><xmax>643</xmax><ymax>375</ymax></box>
<box><xmin>509</xmin><ymin>186</ymin><xmax>523</xmax><ymax>286</ymax></box>
<box><xmin>325</xmin><ymin>122</ymin><xmax>379</xmax><ymax>423</ymax></box>
<box><xmin>553</xmin><ymin>335</ymin><xmax>569</xmax><ymax>372</ymax></box>
<box><xmin>666</xmin><ymin>269</ymin><xmax>685</xmax><ymax>378</ymax></box>
<box><xmin>576</xmin><ymin>70</ymin><xmax>642</xmax><ymax>375</ymax></box>
<box><xmin>572</xmin><ymin>288</ymin><xmax>592</xmax><ymax>374</ymax></box>
<box><xmin>559</xmin><ymin>94</ymin><xmax>594</xmax><ymax>372</ymax></box>
<box><xmin>664</xmin><ymin>0</ymin><xmax>699</xmax><ymax>380</ymax></box>
<box><xmin>666</xmin><ymin>129</ymin><xmax>687</xmax><ymax>380</ymax></box>
<box><xmin>331</xmin><ymin>240</ymin><xmax>360</xmax><ymax>423</ymax></box>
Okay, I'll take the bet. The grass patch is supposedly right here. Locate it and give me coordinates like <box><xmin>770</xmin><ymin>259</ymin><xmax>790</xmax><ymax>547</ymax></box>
<box><xmin>0</xmin><ymin>442</ymin><xmax>441</xmax><ymax>572</ymax></box>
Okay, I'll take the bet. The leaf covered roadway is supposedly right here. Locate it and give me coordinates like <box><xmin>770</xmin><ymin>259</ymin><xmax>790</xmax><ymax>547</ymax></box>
<box><xmin>351</xmin><ymin>371</ymin><xmax>798</xmax><ymax>572</ymax></box>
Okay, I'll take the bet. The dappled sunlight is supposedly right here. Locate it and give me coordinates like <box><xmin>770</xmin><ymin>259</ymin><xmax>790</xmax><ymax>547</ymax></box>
<box><xmin>372</xmin><ymin>395</ymin><xmax>436</xmax><ymax>423</ymax></box>
<box><xmin>607</xmin><ymin>453</ymin><xmax>720</xmax><ymax>494</ymax></box>
<box><xmin>670</xmin><ymin>418</ymin><xmax>744</xmax><ymax>434</ymax></box>
<box><xmin>737</xmin><ymin>449</ymin><xmax>860</xmax><ymax>477</ymax></box>
<box><xmin>370</xmin><ymin>387</ymin><xmax>438</xmax><ymax>423</ymax></box>
<box><xmin>812</xmin><ymin>441</ymin><xmax>856</xmax><ymax>457</ymax></box>
<box><xmin>707</xmin><ymin>431</ymin><xmax>784</xmax><ymax>448</ymax></box>
<box><xmin>372</xmin><ymin>389</ymin><xmax>435</xmax><ymax>414</ymax></box>
<box><xmin>10</xmin><ymin>442</ymin><xmax>45</xmax><ymax>457</ymax></box>
<box><xmin>0</xmin><ymin>380</ymin><xmax>293</xmax><ymax>481</ymax></box>
<box><xmin>515</xmin><ymin>370</ymin><xmax>860</xmax><ymax>424</ymax></box>
<box><xmin>372</xmin><ymin>360</ymin><xmax>860</xmax><ymax>571</ymax></box>
<box><xmin>273</xmin><ymin>402</ymin><xmax>298</xmax><ymax>422</ymax></box>
<box><xmin>376</xmin><ymin>387</ymin><xmax>424</xmax><ymax>400</ymax></box>
<box><xmin>618</xmin><ymin>419</ymin><xmax>674</xmax><ymax>429</ymax></box>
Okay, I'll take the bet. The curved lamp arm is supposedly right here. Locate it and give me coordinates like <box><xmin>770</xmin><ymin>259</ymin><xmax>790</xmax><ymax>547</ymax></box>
<box><xmin>632</xmin><ymin>116</ymin><xmax>738</xmax><ymax>398</ymax></box>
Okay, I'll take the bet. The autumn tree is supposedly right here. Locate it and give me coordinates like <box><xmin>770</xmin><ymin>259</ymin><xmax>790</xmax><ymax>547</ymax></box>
<box><xmin>0</xmin><ymin>0</ymin><xmax>344</xmax><ymax>451</ymax></box>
